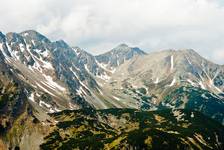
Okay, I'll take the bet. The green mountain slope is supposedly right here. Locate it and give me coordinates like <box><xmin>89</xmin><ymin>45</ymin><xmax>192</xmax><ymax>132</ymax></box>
<box><xmin>40</xmin><ymin>109</ymin><xmax>224</xmax><ymax>150</ymax></box>
<box><xmin>159</xmin><ymin>86</ymin><xmax>224</xmax><ymax>124</ymax></box>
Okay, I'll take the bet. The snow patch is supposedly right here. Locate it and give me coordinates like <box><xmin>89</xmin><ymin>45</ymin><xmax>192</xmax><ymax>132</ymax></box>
<box><xmin>43</xmin><ymin>75</ymin><xmax>66</xmax><ymax>91</ymax></box>
<box><xmin>5</xmin><ymin>42</ymin><xmax>20</xmax><ymax>60</ymax></box>
<box><xmin>19</xmin><ymin>44</ymin><xmax>25</xmax><ymax>52</ymax></box>
<box><xmin>201</xmin><ymin>93</ymin><xmax>209</xmax><ymax>99</ymax></box>
<box><xmin>69</xmin><ymin>102</ymin><xmax>76</xmax><ymax>109</ymax></box>
<box><xmin>36</xmin><ymin>83</ymin><xmax>57</xmax><ymax>97</ymax></box>
<box><xmin>31</xmin><ymin>40</ymin><xmax>35</xmax><ymax>46</ymax></box>
<box><xmin>187</xmin><ymin>79</ymin><xmax>196</xmax><ymax>86</ymax></box>
<box><xmin>28</xmin><ymin>93</ymin><xmax>35</xmax><ymax>102</ymax></box>
<box><xmin>111</xmin><ymin>67</ymin><xmax>116</xmax><ymax>73</ymax></box>
<box><xmin>164</xmin><ymin>102</ymin><xmax>175</xmax><ymax>108</ymax></box>
<box><xmin>113</xmin><ymin>96</ymin><xmax>120</xmax><ymax>101</ymax></box>
<box><xmin>76</xmin><ymin>86</ymin><xmax>87</xmax><ymax>96</ymax></box>
<box><xmin>170</xmin><ymin>55</ymin><xmax>174</xmax><ymax>71</ymax></box>
<box><xmin>97</xmin><ymin>88</ymin><xmax>103</xmax><ymax>95</ymax></box>
<box><xmin>154</xmin><ymin>77</ymin><xmax>159</xmax><ymax>84</ymax></box>
<box><xmin>96</xmin><ymin>59</ymin><xmax>116</xmax><ymax>73</ymax></box>
<box><xmin>26</xmin><ymin>45</ymin><xmax>53</xmax><ymax>70</ymax></box>
<box><xmin>214</xmin><ymin>86</ymin><xmax>223</xmax><ymax>93</ymax></box>
<box><xmin>117</xmin><ymin>59</ymin><xmax>120</xmax><ymax>66</ymax></box>
<box><xmin>54</xmin><ymin>107</ymin><xmax>61</xmax><ymax>112</ymax></box>
<box><xmin>73</xmin><ymin>48</ymin><xmax>80</xmax><ymax>56</ymax></box>
<box><xmin>39</xmin><ymin>100</ymin><xmax>51</xmax><ymax>108</ymax></box>
<box><xmin>39</xmin><ymin>100</ymin><xmax>61</xmax><ymax>113</ymax></box>
<box><xmin>70</xmin><ymin>67</ymin><xmax>91</xmax><ymax>93</ymax></box>
<box><xmin>199</xmin><ymin>81</ymin><xmax>206</xmax><ymax>90</ymax></box>
<box><xmin>23</xmin><ymin>33</ymin><xmax>29</xmax><ymax>36</ymax></box>
<box><xmin>42</xmin><ymin>60</ymin><xmax>54</xmax><ymax>69</ymax></box>
<box><xmin>169</xmin><ymin>78</ymin><xmax>176</xmax><ymax>86</ymax></box>
<box><xmin>42</xmin><ymin>51</ymin><xmax>49</xmax><ymax>57</ymax></box>
<box><xmin>36</xmin><ymin>93</ymin><xmax>41</xmax><ymax>97</ymax></box>
<box><xmin>70</xmin><ymin>67</ymin><xmax>79</xmax><ymax>78</ymax></box>
<box><xmin>191</xmin><ymin>112</ymin><xmax>194</xmax><ymax>118</ymax></box>
<box><xmin>97</xmin><ymin>73</ymin><xmax>111</xmax><ymax>81</ymax></box>
<box><xmin>84</xmin><ymin>64</ymin><xmax>90</xmax><ymax>72</ymax></box>
<box><xmin>186</xmin><ymin>56</ymin><xmax>192</xmax><ymax>65</ymax></box>
<box><xmin>172</xmin><ymin>110</ymin><xmax>185</xmax><ymax>121</ymax></box>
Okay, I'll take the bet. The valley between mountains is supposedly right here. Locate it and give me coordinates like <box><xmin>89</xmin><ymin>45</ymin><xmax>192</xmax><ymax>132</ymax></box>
<box><xmin>0</xmin><ymin>30</ymin><xmax>223</xmax><ymax>150</ymax></box>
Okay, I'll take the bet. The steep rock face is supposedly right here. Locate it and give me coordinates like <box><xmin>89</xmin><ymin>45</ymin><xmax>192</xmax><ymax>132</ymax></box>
<box><xmin>0</xmin><ymin>31</ymin><xmax>71</xmax><ymax>112</ymax></box>
<box><xmin>0</xmin><ymin>31</ymin><xmax>77</xmax><ymax>112</ymax></box>
<box><xmin>0</xmin><ymin>31</ymin><xmax>129</xmax><ymax>112</ymax></box>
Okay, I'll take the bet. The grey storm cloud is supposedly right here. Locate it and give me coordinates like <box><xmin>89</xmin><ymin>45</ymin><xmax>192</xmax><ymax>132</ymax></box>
<box><xmin>0</xmin><ymin>0</ymin><xmax>224</xmax><ymax>64</ymax></box>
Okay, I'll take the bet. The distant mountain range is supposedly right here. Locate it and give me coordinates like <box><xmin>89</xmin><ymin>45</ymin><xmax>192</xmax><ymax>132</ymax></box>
<box><xmin>0</xmin><ymin>30</ymin><xmax>223</xmax><ymax>150</ymax></box>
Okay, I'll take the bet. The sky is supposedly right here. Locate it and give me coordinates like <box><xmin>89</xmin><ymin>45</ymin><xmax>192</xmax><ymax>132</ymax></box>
<box><xmin>0</xmin><ymin>0</ymin><xmax>224</xmax><ymax>64</ymax></box>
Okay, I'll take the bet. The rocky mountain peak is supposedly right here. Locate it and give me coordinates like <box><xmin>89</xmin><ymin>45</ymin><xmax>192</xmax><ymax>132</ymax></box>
<box><xmin>95</xmin><ymin>44</ymin><xmax>146</xmax><ymax>69</ymax></box>
<box><xmin>20</xmin><ymin>30</ymin><xmax>51</xmax><ymax>44</ymax></box>
<box><xmin>112</xmin><ymin>43</ymin><xmax>147</xmax><ymax>56</ymax></box>
<box><xmin>116</xmin><ymin>43</ymin><xmax>129</xmax><ymax>48</ymax></box>
<box><xmin>20</xmin><ymin>30</ymin><xmax>43</xmax><ymax>36</ymax></box>
<box><xmin>112</xmin><ymin>43</ymin><xmax>131</xmax><ymax>53</ymax></box>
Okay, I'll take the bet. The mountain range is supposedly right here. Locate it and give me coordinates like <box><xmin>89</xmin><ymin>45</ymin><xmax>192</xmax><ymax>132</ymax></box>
<box><xmin>0</xmin><ymin>30</ymin><xmax>223</xmax><ymax>150</ymax></box>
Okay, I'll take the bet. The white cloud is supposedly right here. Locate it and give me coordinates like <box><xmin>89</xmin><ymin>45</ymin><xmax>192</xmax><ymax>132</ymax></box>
<box><xmin>0</xmin><ymin>0</ymin><xmax>224</xmax><ymax>64</ymax></box>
